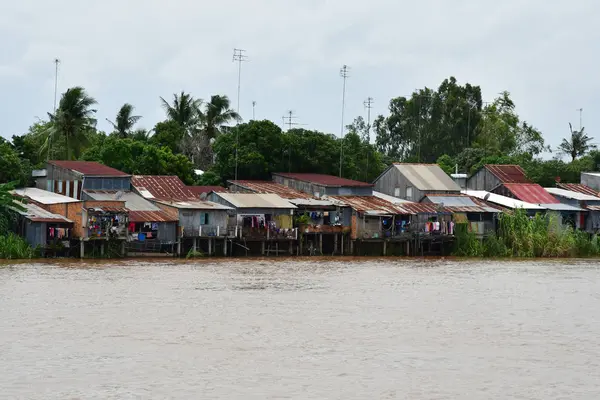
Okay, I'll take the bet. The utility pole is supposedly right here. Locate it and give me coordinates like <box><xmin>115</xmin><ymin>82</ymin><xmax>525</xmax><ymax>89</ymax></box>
<box><xmin>232</xmin><ymin>48</ymin><xmax>248</xmax><ymax>184</ymax></box>
<box><xmin>363</xmin><ymin>97</ymin><xmax>374</xmax><ymax>181</ymax></box>
<box><xmin>364</xmin><ymin>97</ymin><xmax>374</xmax><ymax>141</ymax></box>
<box><xmin>339</xmin><ymin>65</ymin><xmax>350</xmax><ymax>177</ymax></box>
<box><xmin>49</xmin><ymin>58</ymin><xmax>60</xmax><ymax>161</ymax></box>
<box><xmin>577</xmin><ymin>108</ymin><xmax>583</xmax><ymax>130</ymax></box>
<box><xmin>252</xmin><ymin>101</ymin><xmax>256</xmax><ymax>120</ymax></box>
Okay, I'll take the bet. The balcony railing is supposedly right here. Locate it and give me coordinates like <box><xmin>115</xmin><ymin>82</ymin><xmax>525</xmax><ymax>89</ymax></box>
<box><xmin>181</xmin><ymin>225</ymin><xmax>225</xmax><ymax>238</ymax></box>
<box><xmin>299</xmin><ymin>224</ymin><xmax>346</xmax><ymax>234</ymax></box>
<box><xmin>238</xmin><ymin>226</ymin><xmax>298</xmax><ymax>240</ymax></box>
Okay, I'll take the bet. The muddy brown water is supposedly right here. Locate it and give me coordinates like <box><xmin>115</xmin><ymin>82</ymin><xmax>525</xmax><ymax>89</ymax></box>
<box><xmin>1</xmin><ymin>258</ymin><xmax>599</xmax><ymax>399</ymax></box>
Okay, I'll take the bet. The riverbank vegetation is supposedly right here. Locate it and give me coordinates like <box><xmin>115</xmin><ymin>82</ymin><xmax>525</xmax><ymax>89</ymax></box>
<box><xmin>0</xmin><ymin>183</ymin><xmax>37</xmax><ymax>259</ymax></box>
<box><xmin>454</xmin><ymin>209</ymin><xmax>600</xmax><ymax>258</ymax></box>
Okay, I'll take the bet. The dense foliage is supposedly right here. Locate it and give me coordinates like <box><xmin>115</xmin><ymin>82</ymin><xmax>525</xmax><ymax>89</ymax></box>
<box><xmin>454</xmin><ymin>209</ymin><xmax>600</xmax><ymax>258</ymax></box>
<box><xmin>1</xmin><ymin>76</ymin><xmax>596</xmax><ymax>189</ymax></box>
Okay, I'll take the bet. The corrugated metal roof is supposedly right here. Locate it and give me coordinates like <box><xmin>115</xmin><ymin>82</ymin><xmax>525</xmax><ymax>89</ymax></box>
<box><xmin>556</xmin><ymin>183</ymin><xmax>600</xmax><ymax>197</ymax></box>
<box><xmin>464</xmin><ymin>190</ymin><xmax>545</xmax><ymax>210</ymax></box>
<box><xmin>391</xmin><ymin>164</ymin><xmax>461</xmax><ymax>191</ymax></box>
<box><xmin>188</xmin><ymin>186</ymin><xmax>227</xmax><ymax>196</ymax></box>
<box><xmin>542</xmin><ymin>203</ymin><xmax>585</xmax><ymax>212</ymax></box>
<box><xmin>229</xmin><ymin>180</ymin><xmax>314</xmax><ymax>199</ymax></box>
<box><xmin>83</xmin><ymin>190</ymin><xmax>178</xmax><ymax>222</ymax></box>
<box><xmin>423</xmin><ymin>194</ymin><xmax>500</xmax><ymax>213</ymax></box>
<box><xmin>328</xmin><ymin>195</ymin><xmax>415</xmax><ymax>215</ymax></box>
<box><xmin>131</xmin><ymin>175</ymin><xmax>196</xmax><ymax>201</ymax></box>
<box><xmin>87</xmin><ymin>206</ymin><xmax>128</xmax><ymax>213</ymax></box>
<box><xmin>49</xmin><ymin>161</ymin><xmax>129</xmax><ymax>177</ymax></box>
<box><xmin>84</xmin><ymin>190</ymin><xmax>161</xmax><ymax>211</ymax></box>
<box><xmin>128</xmin><ymin>210</ymin><xmax>178</xmax><ymax>223</ymax></box>
<box><xmin>400</xmin><ymin>202</ymin><xmax>451</xmax><ymax>214</ymax></box>
<box><xmin>13</xmin><ymin>188</ymin><xmax>80</xmax><ymax>205</ymax></box>
<box><xmin>503</xmin><ymin>183</ymin><xmax>559</xmax><ymax>204</ymax></box>
<box><xmin>273</xmin><ymin>173</ymin><xmax>373</xmax><ymax>188</ymax></box>
<box><xmin>544</xmin><ymin>187</ymin><xmax>600</xmax><ymax>202</ymax></box>
<box><xmin>12</xmin><ymin>202</ymin><xmax>73</xmax><ymax>223</ymax></box>
<box><xmin>154</xmin><ymin>199</ymin><xmax>233</xmax><ymax>210</ymax></box>
<box><xmin>586</xmin><ymin>205</ymin><xmax>600</xmax><ymax>211</ymax></box>
<box><xmin>484</xmin><ymin>165</ymin><xmax>530</xmax><ymax>183</ymax></box>
<box><xmin>215</xmin><ymin>193</ymin><xmax>297</xmax><ymax>209</ymax></box>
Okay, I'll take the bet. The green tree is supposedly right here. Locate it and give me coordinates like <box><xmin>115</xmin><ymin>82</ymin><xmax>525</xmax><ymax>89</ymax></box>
<box><xmin>558</xmin><ymin>123</ymin><xmax>595</xmax><ymax>161</ymax></box>
<box><xmin>149</xmin><ymin>120</ymin><xmax>185</xmax><ymax>153</ymax></box>
<box><xmin>12</xmin><ymin>121</ymin><xmax>51</xmax><ymax>168</ymax></box>
<box><xmin>43</xmin><ymin>86</ymin><xmax>98</xmax><ymax>160</ymax></box>
<box><xmin>160</xmin><ymin>91</ymin><xmax>202</xmax><ymax>131</ymax></box>
<box><xmin>107</xmin><ymin>103</ymin><xmax>142</xmax><ymax>138</ymax></box>
<box><xmin>201</xmin><ymin>95</ymin><xmax>241</xmax><ymax>140</ymax></box>
<box><xmin>436</xmin><ymin>154</ymin><xmax>455</xmax><ymax>176</ymax></box>
<box><xmin>0</xmin><ymin>141</ymin><xmax>30</xmax><ymax>185</ymax></box>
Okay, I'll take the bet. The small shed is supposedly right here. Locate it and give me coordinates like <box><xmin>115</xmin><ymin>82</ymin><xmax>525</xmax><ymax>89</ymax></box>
<box><xmin>373</xmin><ymin>163</ymin><xmax>461</xmax><ymax>202</ymax></box>
<box><xmin>466</xmin><ymin>164</ymin><xmax>530</xmax><ymax>192</ymax></box>
<box><xmin>546</xmin><ymin>187</ymin><xmax>600</xmax><ymax>232</ymax></box>
<box><xmin>421</xmin><ymin>194</ymin><xmax>501</xmax><ymax>235</ymax></box>
<box><xmin>209</xmin><ymin>192</ymin><xmax>297</xmax><ymax>240</ymax></box>
<box><xmin>12</xmin><ymin>202</ymin><xmax>74</xmax><ymax>249</ymax></box>
<box><xmin>272</xmin><ymin>173</ymin><xmax>373</xmax><ymax>197</ymax></box>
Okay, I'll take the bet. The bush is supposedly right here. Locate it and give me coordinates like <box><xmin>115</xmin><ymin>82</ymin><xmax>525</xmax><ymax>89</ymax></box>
<box><xmin>0</xmin><ymin>233</ymin><xmax>37</xmax><ymax>259</ymax></box>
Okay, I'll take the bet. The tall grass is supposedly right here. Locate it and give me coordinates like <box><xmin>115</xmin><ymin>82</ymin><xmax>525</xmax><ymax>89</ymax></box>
<box><xmin>454</xmin><ymin>208</ymin><xmax>600</xmax><ymax>258</ymax></box>
<box><xmin>0</xmin><ymin>233</ymin><xmax>37</xmax><ymax>259</ymax></box>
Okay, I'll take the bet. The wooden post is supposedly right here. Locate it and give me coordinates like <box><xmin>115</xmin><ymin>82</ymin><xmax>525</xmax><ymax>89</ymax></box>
<box><xmin>193</xmin><ymin>237</ymin><xmax>197</xmax><ymax>253</ymax></box>
<box><xmin>177</xmin><ymin>239</ymin><xmax>182</xmax><ymax>257</ymax></box>
<box><xmin>350</xmin><ymin>240</ymin><xmax>354</xmax><ymax>255</ymax></box>
<box><xmin>121</xmin><ymin>241</ymin><xmax>125</xmax><ymax>257</ymax></box>
<box><xmin>80</xmin><ymin>240</ymin><xmax>84</xmax><ymax>259</ymax></box>
<box><xmin>299</xmin><ymin>236</ymin><xmax>303</xmax><ymax>255</ymax></box>
<box><xmin>341</xmin><ymin>235</ymin><xmax>344</xmax><ymax>255</ymax></box>
<box><xmin>261</xmin><ymin>241</ymin><xmax>265</xmax><ymax>256</ymax></box>
<box><xmin>319</xmin><ymin>234</ymin><xmax>323</xmax><ymax>254</ymax></box>
<box><xmin>406</xmin><ymin>241</ymin><xmax>410</xmax><ymax>256</ymax></box>
<box><xmin>276</xmin><ymin>242</ymin><xmax>279</xmax><ymax>257</ymax></box>
<box><xmin>208</xmin><ymin>238</ymin><xmax>212</xmax><ymax>256</ymax></box>
<box><xmin>100</xmin><ymin>242</ymin><xmax>105</xmax><ymax>257</ymax></box>
<box><xmin>289</xmin><ymin>240</ymin><xmax>293</xmax><ymax>255</ymax></box>
<box><xmin>224</xmin><ymin>238</ymin><xmax>228</xmax><ymax>256</ymax></box>
<box><xmin>383</xmin><ymin>240</ymin><xmax>387</xmax><ymax>256</ymax></box>
<box><xmin>334</xmin><ymin>234</ymin><xmax>338</xmax><ymax>255</ymax></box>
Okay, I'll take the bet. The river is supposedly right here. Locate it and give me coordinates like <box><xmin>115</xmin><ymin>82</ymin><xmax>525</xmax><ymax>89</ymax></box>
<box><xmin>1</xmin><ymin>258</ymin><xmax>599</xmax><ymax>399</ymax></box>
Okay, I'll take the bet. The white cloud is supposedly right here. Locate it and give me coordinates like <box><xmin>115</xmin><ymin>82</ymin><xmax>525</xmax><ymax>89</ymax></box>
<box><xmin>0</xmin><ymin>0</ymin><xmax>598</xmax><ymax>150</ymax></box>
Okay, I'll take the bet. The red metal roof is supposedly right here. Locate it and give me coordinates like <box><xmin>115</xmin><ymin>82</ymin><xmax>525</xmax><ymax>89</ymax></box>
<box><xmin>503</xmin><ymin>183</ymin><xmax>559</xmax><ymax>204</ymax></box>
<box><xmin>187</xmin><ymin>186</ymin><xmax>227</xmax><ymax>196</ymax></box>
<box><xmin>49</xmin><ymin>161</ymin><xmax>129</xmax><ymax>177</ymax></box>
<box><xmin>485</xmin><ymin>165</ymin><xmax>530</xmax><ymax>184</ymax></box>
<box><xmin>128</xmin><ymin>210</ymin><xmax>178</xmax><ymax>223</ymax></box>
<box><xmin>229</xmin><ymin>180</ymin><xmax>314</xmax><ymax>199</ymax></box>
<box><xmin>329</xmin><ymin>195</ymin><xmax>414</xmax><ymax>215</ymax></box>
<box><xmin>557</xmin><ymin>183</ymin><xmax>600</xmax><ymax>197</ymax></box>
<box><xmin>273</xmin><ymin>173</ymin><xmax>373</xmax><ymax>187</ymax></box>
<box><xmin>131</xmin><ymin>176</ymin><xmax>197</xmax><ymax>201</ymax></box>
<box><xmin>400</xmin><ymin>202</ymin><xmax>451</xmax><ymax>214</ymax></box>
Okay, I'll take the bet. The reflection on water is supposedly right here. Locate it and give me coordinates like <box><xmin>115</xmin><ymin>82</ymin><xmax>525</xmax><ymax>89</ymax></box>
<box><xmin>1</xmin><ymin>258</ymin><xmax>600</xmax><ymax>399</ymax></box>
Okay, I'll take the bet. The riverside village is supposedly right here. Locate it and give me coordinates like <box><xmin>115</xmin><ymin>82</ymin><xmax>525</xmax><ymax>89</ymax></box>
<box><xmin>7</xmin><ymin>160</ymin><xmax>600</xmax><ymax>259</ymax></box>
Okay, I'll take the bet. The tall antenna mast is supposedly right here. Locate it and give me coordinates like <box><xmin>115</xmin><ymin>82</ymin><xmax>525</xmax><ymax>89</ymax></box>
<box><xmin>49</xmin><ymin>58</ymin><xmax>60</xmax><ymax>161</ymax></box>
<box><xmin>364</xmin><ymin>97</ymin><xmax>374</xmax><ymax>141</ymax></box>
<box><xmin>252</xmin><ymin>100</ymin><xmax>256</xmax><ymax>120</ymax></box>
<box><xmin>281</xmin><ymin>110</ymin><xmax>305</xmax><ymax>172</ymax></box>
<box><xmin>577</xmin><ymin>108</ymin><xmax>583</xmax><ymax>130</ymax></box>
<box><xmin>232</xmin><ymin>48</ymin><xmax>248</xmax><ymax>185</ymax></box>
<box><xmin>339</xmin><ymin>65</ymin><xmax>350</xmax><ymax>177</ymax></box>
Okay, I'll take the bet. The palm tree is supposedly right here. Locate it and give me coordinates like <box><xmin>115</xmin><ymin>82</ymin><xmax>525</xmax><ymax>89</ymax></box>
<box><xmin>200</xmin><ymin>95</ymin><xmax>241</xmax><ymax>140</ymax></box>
<box><xmin>107</xmin><ymin>103</ymin><xmax>142</xmax><ymax>138</ymax></box>
<box><xmin>558</xmin><ymin>123</ymin><xmax>595</xmax><ymax>161</ymax></box>
<box><xmin>43</xmin><ymin>86</ymin><xmax>97</xmax><ymax>160</ymax></box>
<box><xmin>160</xmin><ymin>91</ymin><xmax>202</xmax><ymax>130</ymax></box>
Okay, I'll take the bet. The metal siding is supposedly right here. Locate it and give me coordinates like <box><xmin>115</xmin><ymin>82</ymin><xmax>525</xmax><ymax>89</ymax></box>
<box><xmin>158</xmin><ymin>222</ymin><xmax>177</xmax><ymax>242</ymax></box>
<box><xmin>467</xmin><ymin>168</ymin><xmax>501</xmax><ymax>192</ymax></box>
<box><xmin>582</xmin><ymin>174</ymin><xmax>600</xmax><ymax>191</ymax></box>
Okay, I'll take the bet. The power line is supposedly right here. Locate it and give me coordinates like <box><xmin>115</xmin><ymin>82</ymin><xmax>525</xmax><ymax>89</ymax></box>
<box><xmin>339</xmin><ymin>65</ymin><xmax>350</xmax><ymax>177</ymax></box>
<box><xmin>232</xmin><ymin>48</ymin><xmax>248</xmax><ymax>185</ymax></box>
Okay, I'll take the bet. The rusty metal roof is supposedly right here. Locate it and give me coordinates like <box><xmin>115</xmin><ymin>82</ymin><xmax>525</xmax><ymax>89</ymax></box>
<box><xmin>273</xmin><ymin>173</ymin><xmax>373</xmax><ymax>187</ymax></box>
<box><xmin>12</xmin><ymin>201</ymin><xmax>73</xmax><ymax>224</ymax></box>
<box><xmin>484</xmin><ymin>165</ymin><xmax>530</xmax><ymax>184</ymax></box>
<box><xmin>128</xmin><ymin>210</ymin><xmax>178</xmax><ymax>223</ymax></box>
<box><xmin>131</xmin><ymin>175</ymin><xmax>196</xmax><ymax>201</ymax></box>
<box><xmin>503</xmin><ymin>183</ymin><xmax>559</xmax><ymax>204</ymax></box>
<box><xmin>49</xmin><ymin>161</ymin><xmax>130</xmax><ymax>177</ymax></box>
<box><xmin>556</xmin><ymin>183</ymin><xmax>600</xmax><ymax>197</ymax></box>
<box><xmin>329</xmin><ymin>195</ymin><xmax>415</xmax><ymax>215</ymax></box>
<box><xmin>423</xmin><ymin>194</ymin><xmax>501</xmax><ymax>213</ymax></box>
<box><xmin>188</xmin><ymin>186</ymin><xmax>227</xmax><ymax>196</ymax></box>
<box><xmin>229</xmin><ymin>180</ymin><xmax>314</xmax><ymax>199</ymax></box>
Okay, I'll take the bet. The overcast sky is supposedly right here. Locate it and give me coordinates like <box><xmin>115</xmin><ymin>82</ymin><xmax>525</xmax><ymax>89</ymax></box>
<box><xmin>1</xmin><ymin>0</ymin><xmax>598</xmax><ymax>152</ymax></box>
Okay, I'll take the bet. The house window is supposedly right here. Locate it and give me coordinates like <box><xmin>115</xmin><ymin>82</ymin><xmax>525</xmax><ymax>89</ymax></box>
<box><xmin>200</xmin><ymin>213</ymin><xmax>210</xmax><ymax>225</ymax></box>
<box><xmin>57</xmin><ymin>180</ymin><xmax>63</xmax><ymax>194</ymax></box>
<box><xmin>406</xmin><ymin>186</ymin><xmax>414</xmax><ymax>200</ymax></box>
<box><xmin>394</xmin><ymin>187</ymin><xmax>400</xmax><ymax>197</ymax></box>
